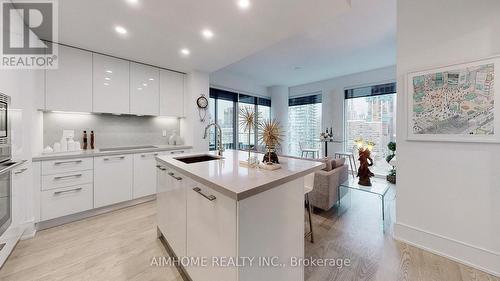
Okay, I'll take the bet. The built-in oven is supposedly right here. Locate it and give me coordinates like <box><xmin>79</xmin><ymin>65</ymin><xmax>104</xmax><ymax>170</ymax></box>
<box><xmin>0</xmin><ymin>93</ymin><xmax>10</xmax><ymax>164</ymax></box>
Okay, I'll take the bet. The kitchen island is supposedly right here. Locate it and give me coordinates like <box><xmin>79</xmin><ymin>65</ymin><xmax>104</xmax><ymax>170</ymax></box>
<box><xmin>155</xmin><ymin>150</ymin><xmax>324</xmax><ymax>281</ymax></box>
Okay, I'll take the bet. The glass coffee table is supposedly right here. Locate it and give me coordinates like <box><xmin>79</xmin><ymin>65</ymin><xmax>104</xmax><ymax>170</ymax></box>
<box><xmin>338</xmin><ymin>178</ymin><xmax>391</xmax><ymax>229</ymax></box>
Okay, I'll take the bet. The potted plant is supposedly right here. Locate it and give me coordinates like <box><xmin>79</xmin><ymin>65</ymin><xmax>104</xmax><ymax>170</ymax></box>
<box><xmin>385</xmin><ymin>141</ymin><xmax>396</xmax><ymax>184</ymax></box>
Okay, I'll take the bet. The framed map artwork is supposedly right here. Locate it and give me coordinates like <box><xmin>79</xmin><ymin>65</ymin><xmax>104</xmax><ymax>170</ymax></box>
<box><xmin>407</xmin><ymin>56</ymin><xmax>500</xmax><ymax>142</ymax></box>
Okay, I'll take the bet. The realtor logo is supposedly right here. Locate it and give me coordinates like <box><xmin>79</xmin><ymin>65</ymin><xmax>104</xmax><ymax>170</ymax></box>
<box><xmin>0</xmin><ymin>0</ymin><xmax>58</xmax><ymax>69</ymax></box>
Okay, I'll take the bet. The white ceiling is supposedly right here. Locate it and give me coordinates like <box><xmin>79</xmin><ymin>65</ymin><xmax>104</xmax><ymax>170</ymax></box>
<box><xmin>212</xmin><ymin>0</ymin><xmax>396</xmax><ymax>86</ymax></box>
<box><xmin>42</xmin><ymin>0</ymin><xmax>351</xmax><ymax>73</ymax></box>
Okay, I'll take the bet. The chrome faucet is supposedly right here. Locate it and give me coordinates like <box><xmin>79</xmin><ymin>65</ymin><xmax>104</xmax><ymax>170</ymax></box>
<box><xmin>203</xmin><ymin>122</ymin><xmax>224</xmax><ymax>156</ymax></box>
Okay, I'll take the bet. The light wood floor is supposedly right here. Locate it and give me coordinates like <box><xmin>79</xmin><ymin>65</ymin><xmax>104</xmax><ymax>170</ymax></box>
<box><xmin>0</xmin><ymin>189</ymin><xmax>498</xmax><ymax>281</ymax></box>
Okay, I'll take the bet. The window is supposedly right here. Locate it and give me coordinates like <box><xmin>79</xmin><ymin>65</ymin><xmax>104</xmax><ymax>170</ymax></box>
<box><xmin>209</xmin><ymin>88</ymin><xmax>237</xmax><ymax>150</ymax></box>
<box><xmin>344</xmin><ymin>83</ymin><xmax>396</xmax><ymax>175</ymax></box>
<box><xmin>208</xmin><ymin>97</ymin><xmax>216</xmax><ymax>150</ymax></box>
<box><xmin>238</xmin><ymin>95</ymin><xmax>256</xmax><ymax>150</ymax></box>
<box><xmin>209</xmin><ymin>88</ymin><xmax>271</xmax><ymax>152</ymax></box>
<box><xmin>256</xmin><ymin>97</ymin><xmax>271</xmax><ymax>151</ymax></box>
<box><xmin>288</xmin><ymin>94</ymin><xmax>322</xmax><ymax>157</ymax></box>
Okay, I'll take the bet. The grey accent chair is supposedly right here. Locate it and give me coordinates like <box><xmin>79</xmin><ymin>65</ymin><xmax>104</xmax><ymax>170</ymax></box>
<box><xmin>308</xmin><ymin>162</ymin><xmax>349</xmax><ymax>211</ymax></box>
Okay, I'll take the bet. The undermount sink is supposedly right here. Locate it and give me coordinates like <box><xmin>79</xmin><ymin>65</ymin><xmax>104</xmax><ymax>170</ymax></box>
<box><xmin>99</xmin><ymin>145</ymin><xmax>157</xmax><ymax>152</ymax></box>
<box><xmin>174</xmin><ymin>154</ymin><xmax>221</xmax><ymax>164</ymax></box>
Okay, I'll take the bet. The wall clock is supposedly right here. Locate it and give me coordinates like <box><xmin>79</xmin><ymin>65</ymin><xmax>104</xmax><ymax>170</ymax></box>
<box><xmin>196</xmin><ymin>94</ymin><xmax>208</xmax><ymax>122</ymax></box>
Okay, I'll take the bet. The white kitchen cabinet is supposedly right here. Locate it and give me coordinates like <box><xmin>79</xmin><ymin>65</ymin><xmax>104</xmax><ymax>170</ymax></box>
<box><xmin>156</xmin><ymin>165</ymin><xmax>187</xmax><ymax>257</ymax></box>
<box><xmin>93</xmin><ymin>54</ymin><xmax>130</xmax><ymax>114</ymax></box>
<box><xmin>41</xmin><ymin>158</ymin><xmax>93</xmax><ymax>175</ymax></box>
<box><xmin>94</xmin><ymin>154</ymin><xmax>133</xmax><ymax>208</ymax></box>
<box><xmin>133</xmin><ymin>151</ymin><xmax>161</xmax><ymax>199</ymax></box>
<box><xmin>159</xmin><ymin>70</ymin><xmax>184</xmax><ymax>117</ymax></box>
<box><xmin>130</xmin><ymin>63</ymin><xmax>159</xmax><ymax>116</ymax></box>
<box><xmin>166</xmin><ymin>149</ymin><xmax>190</xmax><ymax>155</ymax></box>
<box><xmin>186</xmin><ymin>182</ymin><xmax>237</xmax><ymax>281</ymax></box>
<box><xmin>42</xmin><ymin>170</ymin><xmax>93</xmax><ymax>191</ymax></box>
<box><xmin>45</xmin><ymin>45</ymin><xmax>93</xmax><ymax>112</ymax></box>
<box><xmin>40</xmin><ymin>184</ymin><xmax>93</xmax><ymax>221</ymax></box>
<box><xmin>11</xmin><ymin>163</ymin><xmax>30</xmax><ymax>226</ymax></box>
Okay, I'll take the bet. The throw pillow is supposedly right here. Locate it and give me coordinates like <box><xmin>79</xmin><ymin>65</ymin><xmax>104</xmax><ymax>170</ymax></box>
<box><xmin>331</xmin><ymin>157</ymin><xmax>346</xmax><ymax>168</ymax></box>
<box><xmin>320</xmin><ymin>156</ymin><xmax>333</xmax><ymax>171</ymax></box>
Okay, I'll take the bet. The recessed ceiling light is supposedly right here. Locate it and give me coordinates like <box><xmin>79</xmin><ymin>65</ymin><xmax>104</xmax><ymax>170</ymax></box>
<box><xmin>106</xmin><ymin>70</ymin><xmax>113</xmax><ymax>73</ymax></box>
<box><xmin>143</xmin><ymin>83</ymin><xmax>147</xmax><ymax>86</ymax></box>
<box><xmin>201</xmin><ymin>29</ymin><xmax>214</xmax><ymax>39</ymax></box>
<box><xmin>105</xmin><ymin>77</ymin><xmax>111</xmax><ymax>80</ymax></box>
<box><xmin>104</xmin><ymin>82</ymin><xmax>109</xmax><ymax>86</ymax></box>
<box><xmin>180</xmin><ymin>48</ymin><xmax>190</xmax><ymax>56</ymax></box>
<box><xmin>148</xmin><ymin>78</ymin><xmax>154</xmax><ymax>81</ymax></box>
<box><xmin>237</xmin><ymin>0</ymin><xmax>250</xmax><ymax>9</ymax></box>
<box><xmin>115</xmin><ymin>26</ymin><xmax>128</xmax><ymax>35</ymax></box>
<box><xmin>137</xmin><ymin>87</ymin><xmax>143</xmax><ymax>91</ymax></box>
<box><xmin>126</xmin><ymin>0</ymin><xmax>139</xmax><ymax>5</ymax></box>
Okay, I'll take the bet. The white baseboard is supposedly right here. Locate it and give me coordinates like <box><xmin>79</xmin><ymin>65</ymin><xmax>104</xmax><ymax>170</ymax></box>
<box><xmin>20</xmin><ymin>222</ymin><xmax>36</xmax><ymax>240</ymax></box>
<box><xmin>394</xmin><ymin>222</ymin><xmax>500</xmax><ymax>277</ymax></box>
<box><xmin>36</xmin><ymin>195</ymin><xmax>156</xmax><ymax>231</ymax></box>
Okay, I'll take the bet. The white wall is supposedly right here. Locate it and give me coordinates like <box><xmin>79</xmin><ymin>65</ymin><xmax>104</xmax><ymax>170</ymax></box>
<box><xmin>210</xmin><ymin>70</ymin><xmax>269</xmax><ymax>97</ymax></box>
<box><xmin>180</xmin><ymin>71</ymin><xmax>210</xmax><ymax>152</ymax></box>
<box><xmin>269</xmin><ymin>86</ymin><xmax>289</xmax><ymax>155</ymax></box>
<box><xmin>395</xmin><ymin>0</ymin><xmax>500</xmax><ymax>276</ymax></box>
<box><xmin>289</xmin><ymin>65</ymin><xmax>396</xmax><ymax>155</ymax></box>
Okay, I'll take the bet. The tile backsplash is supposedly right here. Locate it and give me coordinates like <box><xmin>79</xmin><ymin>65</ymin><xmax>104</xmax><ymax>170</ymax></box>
<box><xmin>43</xmin><ymin>112</ymin><xmax>180</xmax><ymax>149</ymax></box>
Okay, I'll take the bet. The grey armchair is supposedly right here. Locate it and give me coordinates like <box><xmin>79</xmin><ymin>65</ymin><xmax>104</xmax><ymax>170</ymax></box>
<box><xmin>309</xmin><ymin>164</ymin><xmax>349</xmax><ymax>211</ymax></box>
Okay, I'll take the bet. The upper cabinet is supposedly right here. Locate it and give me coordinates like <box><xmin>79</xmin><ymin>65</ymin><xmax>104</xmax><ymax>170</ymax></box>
<box><xmin>130</xmin><ymin>63</ymin><xmax>160</xmax><ymax>115</ymax></box>
<box><xmin>32</xmin><ymin>43</ymin><xmax>186</xmax><ymax>116</ymax></box>
<box><xmin>45</xmin><ymin>45</ymin><xmax>93</xmax><ymax>112</ymax></box>
<box><xmin>160</xmin><ymin>70</ymin><xmax>185</xmax><ymax>117</ymax></box>
<box><xmin>92</xmin><ymin>54</ymin><xmax>130</xmax><ymax>114</ymax></box>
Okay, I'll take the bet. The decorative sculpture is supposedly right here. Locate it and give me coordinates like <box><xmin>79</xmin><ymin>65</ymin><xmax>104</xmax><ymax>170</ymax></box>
<box><xmin>238</xmin><ymin>106</ymin><xmax>259</xmax><ymax>167</ymax></box>
<box><xmin>355</xmin><ymin>138</ymin><xmax>375</xmax><ymax>186</ymax></box>
<box><xmin>259</xmin><ymin>119</ymin><xmax>283</xmax><ymax>169</ymax></box>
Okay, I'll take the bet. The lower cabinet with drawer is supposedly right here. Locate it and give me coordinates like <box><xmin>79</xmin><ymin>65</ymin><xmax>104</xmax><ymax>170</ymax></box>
<box><xmin>36</xmin><ymin>148</ymin><xmax>191</xmax><ymax>224</ymax></box>
<box><xmin>42</xmin><ymin>158</ymin><xmax>93</xmax><ymax>175</ymax></box>
<box><xmin>94</xmin><ymin>154</ymin><xmax>133</xmax><ymax>208</ymax></box>
<box><xmin>42</xmin><ymin>170</ymin><xmax>93</xmax><ymax>190</ymax></box>
<box><xmin>41</xmin><ymin>184</ymin><xmax>93</xmax><ymax>221</ymax></box>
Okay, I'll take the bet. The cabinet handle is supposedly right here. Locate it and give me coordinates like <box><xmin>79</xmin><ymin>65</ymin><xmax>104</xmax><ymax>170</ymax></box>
<box><xmin>54</xmin><ymin>174</ymin><xmax>83</xmax><ymax>180</ymax></box>
<box><xmin>170</xmin><ymin>151</ymin><xmax>184</xmax><ymax>154</ymax></box>
<box><xmin>14</xmin><ymin>168</ymin><xmax>28</xmax><ymax>174</ymax></box>
<box><xmin>193</xmin><ymin>187</ymin><xmax>216</xmax><ymax>201</ymax></box>
<box><xmin>54</xmin><ymin>160</ymin><xmax>82</xmax><ymax>165</ymax></box>
<box><xmin>104</xmin><ymin>156</ymin><xmax>125</xmax><ymax>161</ymax></box>
<box><xmin>167</xmin><ymin>172</ymin><xmax>182</xmax><ymax>181</ymax></box>
<box><xmin>54</xmin><ymin>187</ymin><xmax>83</xmax><ymax>195</ymax></box>
<box><xmin>156</xmin><ymin>165</ymin><xmax>166</xmax><ymax>171</ymax></box>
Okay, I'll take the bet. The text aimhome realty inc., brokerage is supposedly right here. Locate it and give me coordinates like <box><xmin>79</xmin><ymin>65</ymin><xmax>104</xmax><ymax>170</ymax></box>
<box><xmin>0</xmin><ymin>0</ymin><xmax>58</xmax><ymax>69</ymax></box>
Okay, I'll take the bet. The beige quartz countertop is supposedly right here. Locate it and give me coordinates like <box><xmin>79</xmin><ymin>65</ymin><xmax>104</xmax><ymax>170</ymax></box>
<box><xmin>156</xmin><ymin>150</ymin><xmax>325</xmax><ymax>201</ymax></box>
<box><xmin>32</xmin><ymin>145</ymin><xmax>192</xmax><ymax>161</ymax></box>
